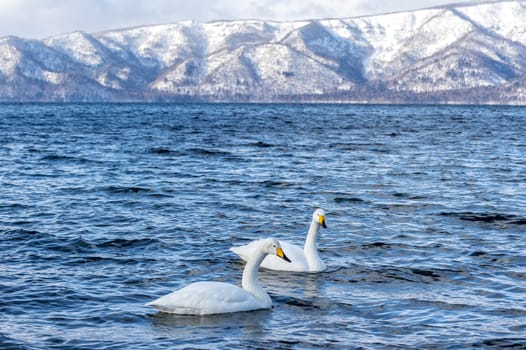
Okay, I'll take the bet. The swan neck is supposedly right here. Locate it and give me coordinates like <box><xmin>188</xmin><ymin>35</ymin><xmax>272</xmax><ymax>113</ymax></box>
<box><xmin>242</xmin><ymin>249</ymin><xmax>271</xmax><ymax>306</ymax></box>
<box><xmin>304</xmin><ymin>219</ymin><xmax>323</xmax><ymax>271</ymax></box>
<box><xmin>304</xmin><ymin>219</ymin><xmax>320</xmax><ymax>252</ymax></box>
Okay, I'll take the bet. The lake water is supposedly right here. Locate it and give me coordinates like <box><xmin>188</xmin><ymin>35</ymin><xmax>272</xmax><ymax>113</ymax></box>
<box><xmin>1</xmin><ymin>103</ymin><xmax>525</xmax><ymax>349</ymax></box>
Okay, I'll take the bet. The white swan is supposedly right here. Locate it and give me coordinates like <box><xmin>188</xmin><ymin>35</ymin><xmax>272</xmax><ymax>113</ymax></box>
<box><xmin>231</xmin><ymin>209</ymin><xmax>327</xmax><ymax>273</ymax></box>
<box><xmin>145</xmin><ymin>238</ymin><xmax>291</xmax><ymax>315</ymax></box>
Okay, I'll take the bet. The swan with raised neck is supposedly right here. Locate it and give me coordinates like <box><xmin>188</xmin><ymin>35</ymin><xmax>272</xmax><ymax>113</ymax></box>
<box><xmin>146</xmin><ymin>238</ymin><xmax>290</xmax><ymax>315</ymax></box>
<box><xmin>230</xmin><ymin>209</ymin><xmax>327</xmax><ymax>272</ymax></box>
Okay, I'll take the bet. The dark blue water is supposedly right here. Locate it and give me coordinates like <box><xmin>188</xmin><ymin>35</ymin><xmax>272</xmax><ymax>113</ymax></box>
<box><xmin>1</xmin><ymin>103</ymin><xmax>525</xmax><ymax>349</ymax></box>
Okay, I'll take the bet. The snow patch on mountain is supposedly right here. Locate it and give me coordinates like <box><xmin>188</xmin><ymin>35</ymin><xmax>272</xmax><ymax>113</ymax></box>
<box><xmin>1</xmin><ymin>0</ymin><xmax>525</xmax><ymax>103</ymax></box>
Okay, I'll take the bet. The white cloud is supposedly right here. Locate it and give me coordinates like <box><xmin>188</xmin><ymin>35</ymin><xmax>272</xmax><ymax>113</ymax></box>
<box><xmin>0</xmin><ymin>0</ymin><xmax>467</xmax><ymax>39</ymax></box>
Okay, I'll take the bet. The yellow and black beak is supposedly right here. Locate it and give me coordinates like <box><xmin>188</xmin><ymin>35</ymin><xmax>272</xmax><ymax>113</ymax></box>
<box><xmin>276</xmin><ymin>247</ymin><xmax>291</xmax><ymax>263</ymax></box>
<box><xmin>319</xmin><ymin>215</ymin><xmax>327</xmax><ymax>228</ymax></box>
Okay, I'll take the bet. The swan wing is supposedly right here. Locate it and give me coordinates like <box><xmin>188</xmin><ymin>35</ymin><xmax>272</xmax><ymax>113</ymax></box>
<box><xmin>261</xmin><ymin>240</ymin><xmax>309</xmax><ymax>271</ymax></box>
<box><xmin>230</xmin><ymin>239</ymin><xmax>261</xmax><ymax>262</ymax></box>
<box><xmin>146</xmin><ymin>281</ymin><xmax>266</xmax><ymax>315</ymax></box>
<box><xmin>231</xmin><ymin>239</ymin><xmax>310</xmax><ymax>272</ymax></box>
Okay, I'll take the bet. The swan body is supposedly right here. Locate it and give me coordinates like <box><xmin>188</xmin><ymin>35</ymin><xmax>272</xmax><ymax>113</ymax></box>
<box><xmin>146</xmin><ymin>238</ymin><xmax>290</xmax><ymax>315</ymax></box>
<box><xmin>231</xmin><ymin>209</ymin><xmax>327</xmax><ymax>273</ymax></box>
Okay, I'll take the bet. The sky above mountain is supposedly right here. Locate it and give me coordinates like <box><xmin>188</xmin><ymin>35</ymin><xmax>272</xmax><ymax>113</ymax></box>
<box><xmin>0</xmin><ymin>0</ymin><xmax>477</xmax><ymax>39</ymax></box>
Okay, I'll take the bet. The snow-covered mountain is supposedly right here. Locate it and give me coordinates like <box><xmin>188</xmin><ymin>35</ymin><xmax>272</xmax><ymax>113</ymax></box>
<box><xmin>1</xmin><ymin>0</ymin><xmax>526</xmax><ymax>103</ymax></box>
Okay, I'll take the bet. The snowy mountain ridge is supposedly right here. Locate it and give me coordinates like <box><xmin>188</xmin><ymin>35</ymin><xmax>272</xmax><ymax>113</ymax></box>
<box><xmin>1</xmin><ymin>0</ymin><xmax>525</xmax><ymax>103</ymax></box>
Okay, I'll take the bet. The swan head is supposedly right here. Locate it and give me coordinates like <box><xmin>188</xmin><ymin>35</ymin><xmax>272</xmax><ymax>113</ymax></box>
<box><xmin>313</xmin><ymin>208</ymin><xmax>327</xmax><ymax>228</ymax></box>
<box><xmin>262</xmin><ymin>238</ymin><xmax>291</xmax><ymax>263</ymax></box>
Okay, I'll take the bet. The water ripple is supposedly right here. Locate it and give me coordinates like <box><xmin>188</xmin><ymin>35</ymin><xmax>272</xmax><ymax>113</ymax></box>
<box><xmin>1</xmin><ymin>104</ymin><xmax>525</xmax><ymax>349</ymax></box>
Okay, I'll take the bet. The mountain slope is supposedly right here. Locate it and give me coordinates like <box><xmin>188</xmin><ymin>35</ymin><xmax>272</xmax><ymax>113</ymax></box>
<box><xmin>1</xmin><ymin>0</ymin><xmax>525</xmax><ymax>103</ymax></box>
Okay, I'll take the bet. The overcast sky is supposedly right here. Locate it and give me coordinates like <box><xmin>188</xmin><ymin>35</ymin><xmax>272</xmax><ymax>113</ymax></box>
<box><xmin>0</xmin><ymin>0</ymin><xmax>472</xmax><ymax>39</ymax></box>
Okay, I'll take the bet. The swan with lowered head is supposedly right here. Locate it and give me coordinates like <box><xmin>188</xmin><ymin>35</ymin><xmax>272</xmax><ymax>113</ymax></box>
<box><xmin>145</xmin><ymin>238</ymin><xmax>291</xmax><ymax>315</ymax></box>
<box><xmin>231</xmin><ymin>209</ymin><xmax>327</xmax><ymax>273</ymax></box>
